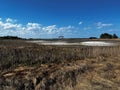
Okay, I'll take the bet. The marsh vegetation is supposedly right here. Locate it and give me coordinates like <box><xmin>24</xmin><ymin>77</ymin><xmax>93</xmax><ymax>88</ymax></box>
<box><xmin>0</xmin><ymin>40</ymin><xmax>120</xmax><ymax>90</ymax></box>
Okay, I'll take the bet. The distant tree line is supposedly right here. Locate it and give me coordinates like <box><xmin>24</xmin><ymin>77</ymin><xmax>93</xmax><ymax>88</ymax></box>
<box><xmin>0</xmin><ymin>33</ymin><xmax>119</xmax><ymax>40</ymax></box>
<box><xmin>89</xmin><ymin>33</ymin><xmax>119</xmax><ymax>39</ymax></box>
<box><xmin>89</xmin><ymin>37</ymin><xmax>97</xmax><ymax>39</ymax></box>
<box><xmin>100</xmin><ymin>33</ymin><xmax>118</xmax><ymax>39</ymax></box>
<box><xmin>0</xmin><ymin>36</ymin><xmax>23</xmax><ymax>40</ymax></box>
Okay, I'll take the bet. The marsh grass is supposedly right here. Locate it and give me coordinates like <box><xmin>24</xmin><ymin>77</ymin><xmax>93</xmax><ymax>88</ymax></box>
<box><xmin>0</xmin><ymin>40</ymin><xmax>120</xmax><ymax>71</ymax></box>
<box><xmin>0</xmin><ymin>40</ymin><xmax>120</xmax><ymax>90</ymax></box>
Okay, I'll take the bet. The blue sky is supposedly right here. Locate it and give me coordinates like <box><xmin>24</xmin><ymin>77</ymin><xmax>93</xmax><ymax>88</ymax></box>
<box><xmin>0</xmin><ymin>0</ymin><xmax>120</xmax><ymax>38</ymax></box>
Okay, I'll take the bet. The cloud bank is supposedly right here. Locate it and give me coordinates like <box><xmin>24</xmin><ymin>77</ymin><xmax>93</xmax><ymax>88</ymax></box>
<box><xmin>0</xmin><ymin>18</ymin><xmax>75</xmax><ymax>38</ymax></box>
<box><xmin>0</xmin><ymin>18</ymin><xmax>115</xmax><ymax>38</ymax></box>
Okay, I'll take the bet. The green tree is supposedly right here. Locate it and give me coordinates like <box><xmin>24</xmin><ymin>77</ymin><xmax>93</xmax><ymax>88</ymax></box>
<box><xmin>112</xmin><ymin>34</ymin><xmax>118</xmax><ymax>38</ymax></box>
<box><xmin>100</xmin><ymin>33</ymin><xmax>113</xmax><ymax>39</ymax></box>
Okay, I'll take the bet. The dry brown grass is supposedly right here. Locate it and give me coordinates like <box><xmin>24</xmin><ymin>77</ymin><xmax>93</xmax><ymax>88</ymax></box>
<box><xmin>0</xmin><ymin>40</ymin><xmax>120</xmax><ymax>90</ymax></box>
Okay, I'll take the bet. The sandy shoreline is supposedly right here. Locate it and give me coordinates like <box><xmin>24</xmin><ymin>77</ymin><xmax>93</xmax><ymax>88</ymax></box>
<box><xmin>28</xmin><ymin>40</ymin><xmax>118</xmax><ymax>46</ymax></box>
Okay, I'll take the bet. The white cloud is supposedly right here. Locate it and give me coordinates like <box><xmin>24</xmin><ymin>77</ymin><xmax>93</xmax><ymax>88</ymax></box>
<box><xmin>42</xmin><ymin>25</ymin><xmax>57</xmax><ymax>34</ymax></box>
<box><xmin>83</xmin><ymin>27</ymin><xmax>91</xmax><ymax>30</ymax></box>
<box><xmin>6</xmin><ymin>18</ymin><xmax>16</xmax><ymax>23</ymax></box>
<box><xmin>59</xmin><ymin>25</ymin><xmax>74</xmax><ymax>33</ymax></box>
<box><xmin>0</xmin><ymin>20</ymin><xmax>22</xmax><ymax>30</ymax></box>
<box><xmin>78</xmin><ymin>21</ymin><xmax>83</xmax><ymax>25</ymax></box>
<box><xmin>96</xmin><ymin>22</ymin><xmax>113</xmax><ymax>29</ymax></box>
<box><xmin>26</xmin><ymin>23</ymin><xmax>41</xmax><ymax>30</ymax></box>
<box><xmin>0</xmin><ymin>18</ymin><xmax>76</xmax><ymax>38</ymax></box>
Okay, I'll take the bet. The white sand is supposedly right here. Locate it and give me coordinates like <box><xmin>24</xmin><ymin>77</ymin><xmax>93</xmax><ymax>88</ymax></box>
<box><xmin>28</xmin><ymin>40</ymin><xmax>116</xmax><ymax>46</ymax></box>
<box><xmin>80</xmin><ymin>41</ymin><xmax>115</xmax><ymax>46</ymax></box>
<box><xmin>40</xmin><ymin>42</ymin><xmax>79</xmax><ymax>45</ymax></box>
<box><xmin>29</xmin><ymin>40</ymin><xmax>46</xmax><ymax>43</ymax></box>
